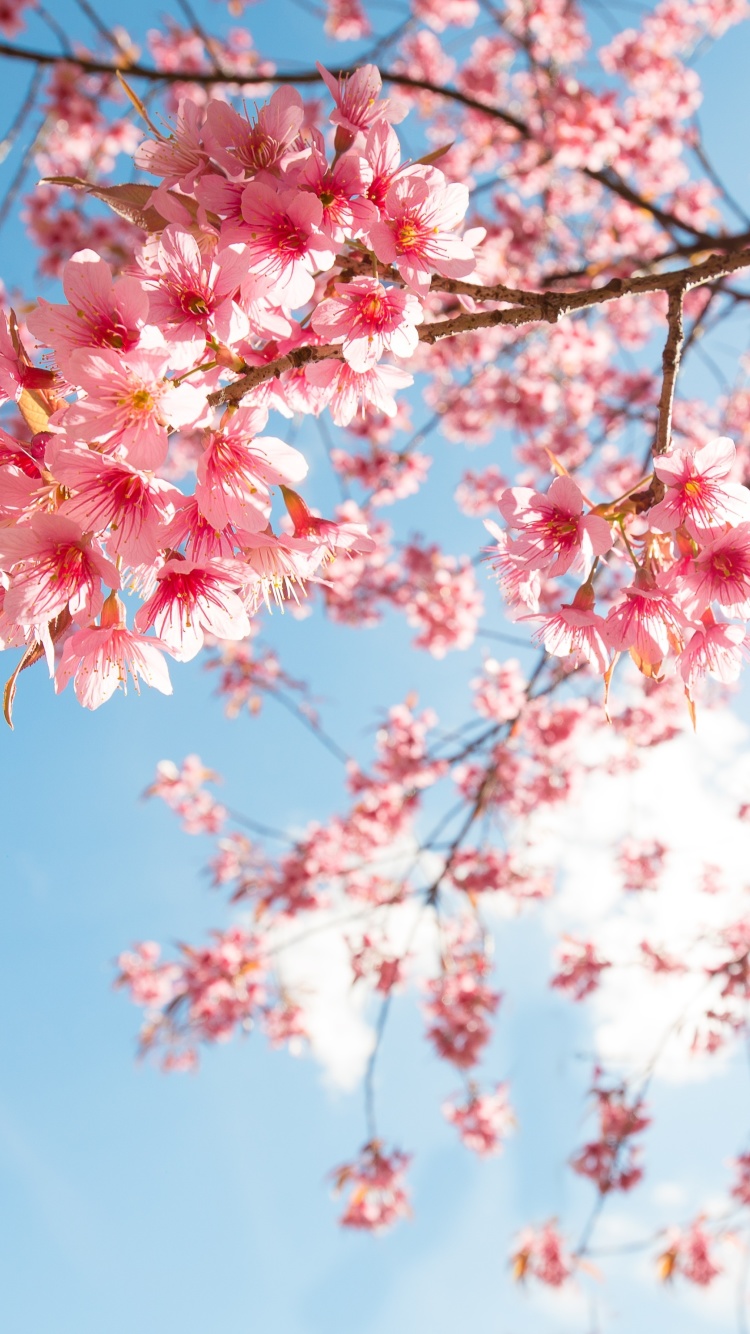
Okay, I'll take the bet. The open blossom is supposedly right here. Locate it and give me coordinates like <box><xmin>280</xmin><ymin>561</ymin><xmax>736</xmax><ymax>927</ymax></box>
<box><xmin>0</xmin><ymin>511</ymin><xmax>118</xmax><ymax>630</ymax></box>
<box><xmin>306</xmin><ymin>359</ymin><xmax>413</xmax><ymax>426</ymax></box>
<box><xmin>317</xmin><ymin>63</ymin><xmax>405</xmax><ymax>142</ymax></box>
<box><xmin>62</xmin><ymin>348</ymin><xmax>204</xmax><ymax>470</ymax></box>
<box><xmin>604</xmin><ymin>575</ymin><xmax>687</xmax><ymax>677</ymax></box>
<box><xmin>203</xmin><ymin>86</ymin><xmax>304</xmax><ymax>177</ymax></box>
<box><xmin>512</xmin><ymin>1222</ymin><xmax>573</xmax><ymax>1287</ymax></box>
<box><xmin>135</xmin><ymin>99</ymin><xmax>209</xmax><ymax>191</ymax></box>
<box><xmin>500</xmin><ymin>476</ymin><xmax>613</xmax><ymax>576</ymax></box>
<box><xmin>369</xmin><ymin>170</ymin><xmax>476</xmax><ymax>295</ymax></box>
<box><xmin>443</xmin><ymin>1083</ymin><xmax>515</xmax><ymax>1155</ymax></box>
<box><xmin>679</xmin><ymin>614</ymin><xmax>747</xmax><ymax>689</ymax></box>
<box><xmin>135</xmin><ymin>558</ymin><xmax>251</xmax><ymax>660</ymax></box>
<box><xmin>55</xmin><ymin>592</ymin><xmax>173</xmax><ymax>708</ymax></box>
<box><xmin>296</xmin><ymin>137</ymin><xmax>376</xmax><ymax>243</ymax></box>
<box><xmin>27</xmin><ymin>249</ymin><xmax>148</xmax><ymax>374</ymax></box>
<box><xmin>49</xmin><ymin>441</ymin><xmax>177</xmax><ymax>566</ymax></box>
<box><xmin>231</xmin><ymin>184</ymin><xmax>336</xmax><ymax>308</ymax></box>
<box><xmin>533</xmin><ymin>581</ymin><xmax>610</xmax><ymax>672</ymax></box>
<box><xmin>312</xmin><ymin>277</ymin><xmax>423</xmax><ymax>371</ymax></box>
<box><xmin>142</xmin><ymin>227</ymin><xmax>249</xmax><ymax>363</ymax></box>
<box><xmin>195</xmin><ymin>407</ymin><xmax>308</xmax><ymax>532</ymax></box>
<box><xmin>332</xmin><ymin>1141</ymin><xmax>411</xmax><ymax>1231</ymax></box>
<box><xmin>650</xmin><ymin>436</ymin><xmax>750</xmax><ymax>536</ymax></box>
<box><xmin>687</xmin><ymin>524</ymin><xmax>750</xmax><ymax>618</ymax></box>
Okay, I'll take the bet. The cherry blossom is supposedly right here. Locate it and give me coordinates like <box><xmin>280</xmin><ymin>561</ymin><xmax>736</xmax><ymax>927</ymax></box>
<box><xmin>311</xmin><ymin>277</ymin><xmax>423</xmax><ymax>371</ymax></box>
<box><xmin>4</xmin><ymin>2</ymin><xmax>750</xmax><ymax>1288</ymax></box>
<box><xmin>55</xmin><ymin>593</ymin><xmax>173</xmax><ymax>709</ymax></box>
<box><xmin>369</xmin><ymin>170</ymin><xmax>476</xmax><ymax>294</ymax></box>
<box><xmin>332</xmin><ymin>1142</ymin><xmax>411</xmax><ymax>1230</ymax></box>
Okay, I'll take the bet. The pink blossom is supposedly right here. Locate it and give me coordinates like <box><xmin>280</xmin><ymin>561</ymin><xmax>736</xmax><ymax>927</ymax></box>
<box><xmin>135</xmin><ymin>558</ymin><xmax>251</xmax><ymax>660</ymax></box>
<box><xmin>688</xmin><ymin>525</ymin><xmax>750</xmax><ymax>618</ymax></box>
<box><xmin>324</xmin><ymin>0</ymin><xmax>371</xmax><ymax>40</ymax></box>
<box><xmin>533</xmin><ymin>581</ymin><xmax>610</xmax><ymax>672</ymax></box>
<box><xmin>650</xmin><ymin>436</ymin><xmax>750</xmax><ymax>536</ymax></box>
<box><xmin>604</xmin><ymin>576</ymin><xmax>687</xmax><ymax>676</ymax></box>
<box><xmin>359</xmin><ymin>120</ymin><xmax>403</xmax><ymax>212</ymax></box>
<box><xmin>49</xmin><ymin>441</ymin><xmax>177</xmax><ymax>566</ymax></box>
<box><xmin>295</xmin><ymin>140</ymin><xmax>376</xmax><ymax>243</ymax></box>
<box><xmin>55</xmin><ymin>592</ymin><xmax>173</xmax><ymax>708</ymax></box>
<box><xmin>512</xmin><ymin>1222</ymin><xmax>573</xmax><ymax>1287</ymax></box>
<box><xmin>203</xmin><ymin>87</ymin><xmax>304</xmax><ymax>177</ymax></box>
<box><xmin>349</xmin><ymin>933</ymin><xmax>406</xmax><ymax>993</ymax></box>
<box><xmin>658</xmin><ymin>1221</ymin><xmax>723</xmax><ymax>1286</ymax></box>
<box><xmin>398</xmin><ymin>541</ymin><xmax>483</xmax><ymax>657</ymax></box>
<box><xmin>369</xmin><ymin>170</ymin><xmax>476</xmax><ymax>295</ymax></box>
<box><xmin>424</xmin><ymin>925</ymin><xmax>500</xmax><ymax>1068</ymax></box>
<box><xmin>142</xmin><ymin>227</ymin><xmax>249</xmax><ymax>364</ymax></box>
<box><xmin>146</xmin><ymin>754</ymin><xmax>227</xmax><ymax>834</ymax></box>
<box><xmin>500</xmin><ymin>476</ymin><xmax>613</xmax><ymax>576</ymax></box>
<box><xmin>27</xmin><ymin>249</ymin><xmax>148</xmax><ymax>374</ymax></box>
<box><xmin>118</xmin><ymin>927</ymin><xmax>267</xmax><ymax>1064</ymax></box>
<box><xmin>472</xmin><ymin>656</ymin><xmax>527</xmax><ymax>723</ymax></box>
<box><xmin>617</xmin><ymin>837</ymin><xmax>667</xmax><ymax>892</ymax></box>
<box><xmin>63</xmin><ymin>348</ymin><xmax>204</xmax><ymax>470</ymax></box>
<box><xmin>551</xmin><ymin>936</ymin><xmax>610</xmax><ymax>1000</ymax></box>
<box><xmin>231</xmin><ymin>183</ymin><xmax>336</xmax><ymax>308</ymax></box>
<box><xmin>317</xmin><ymin>63</ymin><xmax>405</xmax><ymax>143</ymax></box>
<box><xmin>413</xmin><ymin>0</ymin><xmax>479</xmax><ymax>30</ymax></box>
<box><xmin>0</xmin><ymin>511</ymin><xmax>118</xmax><ymax>630</ymax></box>
<box><xmin>135</xmin><ymin>99</ymin><xmax>209</xmax><ymax>191</ymax></box>
<box><xmin>332</xmin><ymin>1141</ymin><xmax>411</xmax><ymax>1231</ymax></box>
<box><xmin>679</xmin><ymin>613</ymin><xmax>747</xmax><ymax>689</ymax></box>
<box><xmin>195</xmin><ymin>408</ymin><xmax>308</xmax><ymax>532</ymax></box>
<box><xmin>443</xmin><ymin>1083</ymin><xmax>515</xmax><ymax>1154</ymax></box>
<box><xmin>306</xmin><ymin>358</ymin><xmax>413</xmax><ymax>426</ymax></box>
<box><xmin>571</xmin><ymin>1082</ymin><xmax>649</xmax><ymax>1193</ymax></box>
<box><xmin>312</xmin><ymin>277</ymin><xmax>423</xmax><ymax>371</ymax></box>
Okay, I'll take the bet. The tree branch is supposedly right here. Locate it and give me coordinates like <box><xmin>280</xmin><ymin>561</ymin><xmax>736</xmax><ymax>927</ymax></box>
<box><xmin>207</xmin><ymin>246</ymin><xmax>750</xmax><ymax>409</ymax></box>
<box><xmin>0</xmin><ymin>41</ymin><xmax>738</xmax><ymax>245</ymax></box>
<box><xmin>654</xmin><ymin>287</ymin><xmax>686</xmax><ymax>457</ymax></box>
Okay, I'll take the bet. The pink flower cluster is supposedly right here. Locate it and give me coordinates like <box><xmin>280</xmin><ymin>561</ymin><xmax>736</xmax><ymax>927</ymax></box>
<box><xmin>0</xmin><ymin>64</ymin><xmax>480</xmax><ymax>713</ymax></box>
<box><xmin>423</xmin><ymin>922</ymin><xmax>500</xmax><ymax>1068</ymax></box>
<box><xmin>570</xmin><ymin>1080</ymin><xmax>650</xmax><ymax>1194</ymax></box>
<box><xmin>332</xmin><ymin>1141</ymin><xmax>412</xmax><ymax>1231</ymax></box>
<box><xmin>488</xmin><ymin>438</ymin><xmax>750</xmax><ymax>696</ymax></box>
<box><xmin>117</xmin><ymin>927</ymin><xmax>267</xmax><ymax>1068</ymax></box>
<box><xmin>443</xmin><ymin>1082</ymin><xmax>515</xmax><ymax>1154</ymax></box>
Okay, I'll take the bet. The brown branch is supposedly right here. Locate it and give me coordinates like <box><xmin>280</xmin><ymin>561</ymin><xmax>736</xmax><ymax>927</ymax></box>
<box><xmin>207</xmin><ymin>246</ymin><xmax>750</xmax><ymax>409</ymax></box>
<box><xmin>0</xmin><ymin>41</ymin><xmax>736</xmax><ymax>245</ymax></box>
<box><xmin>654</xmin><ymin>287</ymin><xmax>686</xmax><ymax>457</ymax></box>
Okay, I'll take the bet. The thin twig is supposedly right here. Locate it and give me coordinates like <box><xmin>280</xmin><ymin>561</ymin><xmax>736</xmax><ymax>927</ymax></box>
<box><xmin>654</xmin><ymin>287</ymin><xmax>686</xmax><ymax>456</ymax></box>
<box><xmin>0</xmin><ymin>63</ymin><xmax>42</xmax><ymax>165</ymax></box>
<box><xmin>0</xmin><ymin>40</ymin><xmax>735</xmax><ymax>244</ymax></box>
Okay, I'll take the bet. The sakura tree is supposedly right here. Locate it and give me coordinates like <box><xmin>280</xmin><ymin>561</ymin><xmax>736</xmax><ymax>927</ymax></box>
<box><xmin>3</xmin><ymin>0</ymin><xmax>750</xmax><ymax>1323</ymax></box>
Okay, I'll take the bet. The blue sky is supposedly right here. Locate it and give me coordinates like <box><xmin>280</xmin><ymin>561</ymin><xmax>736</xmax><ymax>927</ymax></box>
<box><xmin>2</xmin><ymin>3</ymin><xmax>750</xmax><ymax>1332</ymax></box>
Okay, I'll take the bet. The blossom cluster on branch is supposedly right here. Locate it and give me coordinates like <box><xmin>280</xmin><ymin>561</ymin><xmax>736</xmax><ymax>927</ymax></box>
<box><xmin>4</xmin><ymin>0</ymin><xmax>750</xmax><ymax>1316</ymax></box>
